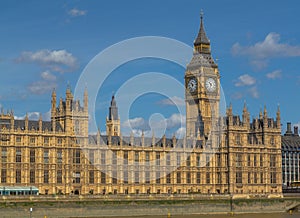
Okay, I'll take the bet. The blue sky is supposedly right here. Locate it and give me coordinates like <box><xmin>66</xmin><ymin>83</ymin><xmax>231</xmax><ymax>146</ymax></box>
<box><xmin>0</xmin><ymin>0</ymin><xmax>299</xmax><ymax>136</ymax></box>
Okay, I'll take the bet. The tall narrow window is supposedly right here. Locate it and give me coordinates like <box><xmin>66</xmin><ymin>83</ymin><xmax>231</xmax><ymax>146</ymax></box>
<box><xmin>101</xmin><ymin>151</ymin><xmax>106</xmax><ymax>165</ymax></box>
<box><xmin>30</xmin><ymin>149</ymin><xmax>35</xmax><ymax>163</ymax></box>
<box><xmin>176</xmin><ymin>172</ymin><xmax>181</xmax><ymax>184</ymax></box>
<box><xmin>145</xmin><ymin>152</ymin><xmax>150</xmax><ymax>165</ymax></box>
<box><xmin>101</xmin><ymin>172</ymin><xmax>106</xmax><ymax>184</ymax></box>
<box><xmin>206</xmin><ymin>172</ymin><xmax>210</xmax><ymax>184</ymax></box>
<box><xmin>186</xmin><ymin>156</ymin><xmax>191</xmax><ymax>167</ymax></box>
<box><xmin>135</xmin><ymin>171</ymin><xmax>139</xmax><ymax>184</ymax></box>
<box><xmin>1</xmin><ymin>147</ymin><xmax>7</xmax><ymax>163</ymax></box>
<box><xmin>124</xmin><ymin>151</ymin><xmax>128</xmax><ymax>165</ymax></box>
<box><xmin>75</xmin><ymin>172</ymin><xmax>80</xmax><ymax>183</ymax></box>
<box><xmin>57</xmin><ymin>149</ymin><xmax>62</xmax><ymax>164</ymax></box>
<box><xmin>177</xmin><ymin>153</ymin><xmax>181</xmax><ymax>166</ymax></box>
<box><xmin>156</xmin><ymin>153</ymin><xmax>160</xmax><ymax>166</ymax></box>
<box><xmin>156</xmin><ymin>172</ymin><xmax>161</xmax><ymax>184</ymax></box>
<box><xmin>57</xmin><ymin>170</ymin><xmax>62</xmax><ymax>184</ymax></box>
<box><xmin>16</xmin><ymin>148</ymin><xmax>22</xmax><ymax>163</ymax></box>
<box><xmin>44</xmin><ymin>170</ymin><xmax>49</xmax><ymax>183</ymax></box>
<box><xmin>1</xmin><ymin>169</ymin><xmax>6</xmax><ymax>183</ymax></box>
<box><xmin>236</xmin><ymin>171</ymin><xmax>242</xmax><ymax>184</ymax></box>
<box><xmin>196</xmin><ymin>154</ymin><xmax>201</xmax><ymax>167</ymax></box>
<box><xmin>145</xmin><ymin>171</ymin><xmax>150</xmax><ymax>184</ymax></box>
<box><xmin>123</xmin><ymin>171</ymin><xmax>128</xmax><ymax>184</ymax></box>
<box><xmin>187</xmin><ymin>172</ymin><xmax>191</xmax><ymax>184</ymax></box>
<box><xmin>30</xmin><ymin>170</ymin><xmax>35</xmax><ymax>184</ymax></box>
<box><xmin>89</xmin><ymin>171</ymin><xmax>94</xmax><ymax>184</ymax></box>
<box><xmin>89</xmin><ymin>150</ymin><xmax>94</xmax><ymax>164</ymax></box>
<box><xmin>16</xmin><ymin>170</ymin><xmax>21</xmax><ymax>183</ymax></box>
<box><xmin>166</xmin><ymin>153</ymin><xmax>171</xmax><ymax>166</ymax></box>
<box><xmin>44</xmin><ymin>149</ymin><xmax>49</xmax><ymax>164</ymax></box>
<box><xmin>166</xmin><ymin>173</ymin><xmax>171</xmax><ymax>184</ymax></box>
<box><xmin>74</xmin><ymin>149</ymin><xmax>80</xmax><ymax>164</ymax></box>
<box><xmin>197</xmin><ymin>172</ymin><xmax>201</xmax><ymax>184</ymax></box>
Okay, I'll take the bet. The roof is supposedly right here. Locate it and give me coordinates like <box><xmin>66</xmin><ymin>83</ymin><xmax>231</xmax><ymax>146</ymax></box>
<box><xmin>186</xmin><ymin>52</ymin><xmax>217</xmax><ymax>70</ymax></box>
<box><xmin>194</xmin><ymin>15</ymin><xmax>210</xmax><ymax>46</ymax></box>
<box><xmin>282</xmin><ymin>135</ymin><xmax>300</xmax><ymax>151</ymax></box>
<box><xmin>13</xmin><ymin>120</ymin><xmax>63</xmax><ymax>132</ymax></box>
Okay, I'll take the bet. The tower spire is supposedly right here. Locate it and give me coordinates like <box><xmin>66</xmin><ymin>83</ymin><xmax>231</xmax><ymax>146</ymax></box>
<box><xmin>194</xmin><ymin>10</ymin><xmax>210</xmax><ymax>53</ymax></box>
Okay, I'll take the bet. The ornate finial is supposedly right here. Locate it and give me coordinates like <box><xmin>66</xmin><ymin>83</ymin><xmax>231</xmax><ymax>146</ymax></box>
<box><xmin>200</xmin><ymin>9</ymin><xmax>204</xmax><ymax>20</ymax></box>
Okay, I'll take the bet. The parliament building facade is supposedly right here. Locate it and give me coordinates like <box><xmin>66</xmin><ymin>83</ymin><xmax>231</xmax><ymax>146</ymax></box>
<box><xmin>0</xmin><ymin>15</ymin><xmax>282</xmax><ymax>198</ymax></box>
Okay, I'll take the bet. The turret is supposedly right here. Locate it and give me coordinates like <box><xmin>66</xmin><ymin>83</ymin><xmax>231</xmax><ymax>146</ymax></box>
<box><xmin>106</xmin><ymin>95</ymin><xmax>120</xmax><ymax>136</ymax></box>
<box><xmin>276</xmin><ymin>104</ymin><xmax>281</xmax><ymax>129</ymax></box>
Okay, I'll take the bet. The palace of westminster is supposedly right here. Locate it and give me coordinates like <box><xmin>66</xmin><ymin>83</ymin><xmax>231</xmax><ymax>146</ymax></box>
<box><xmin>0</xmin><ymin>15</ymin><xmax>286</xmax><ymax>198</ymax></box>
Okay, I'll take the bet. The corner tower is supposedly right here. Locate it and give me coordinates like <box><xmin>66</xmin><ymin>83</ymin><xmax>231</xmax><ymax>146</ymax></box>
<box><xmin>106</xmin><ymin>95</ymin><xmax>120</xmax><ymax>136</ymax></box>
<box><xmin>185</xmin><ymin>12</ymin><xmax>220</xmax><ymax>138</ymax></box>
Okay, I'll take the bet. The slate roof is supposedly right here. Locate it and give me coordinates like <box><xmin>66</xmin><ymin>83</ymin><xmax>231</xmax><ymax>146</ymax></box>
<box><xmin>194</xmin><ymin>15</ymin><xmax>210</xmax><ymax>46</ymax></box>
<box><xmin>282</xmin><ymin>135</ymin><xmax>300</xmax><ymax>151</ymax></box>
<box><xmin>186</xmin><ymin>53</ymin><xmax>217</xmax><ymax>70</ymax></box>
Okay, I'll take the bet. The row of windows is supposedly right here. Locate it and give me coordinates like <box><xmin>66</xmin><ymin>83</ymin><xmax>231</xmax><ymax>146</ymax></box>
<box><xmin>235</xmin><ymin>172</ymin><xmax>277</xmax><ymax>184</ymax></box>
<box><xmin>235</xmin><ymin>154</ymin><xmax>276</xmax><ymax>167</ymax></box>
<box><xmin>0</xmin><ymin>170</ymin><xmax>228</xmax><ymax>185</ymax></box>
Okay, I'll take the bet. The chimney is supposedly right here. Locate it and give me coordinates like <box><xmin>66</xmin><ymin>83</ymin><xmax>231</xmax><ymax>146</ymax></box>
<box><xmin>294</xmin><ymin>126</ymin><xmax>299</xmax><ymax>136</ymax></box>
<box><xmin>284</xmin><ymin>122</ymin><xmax>293</xmax><ymax>136</ymax></box>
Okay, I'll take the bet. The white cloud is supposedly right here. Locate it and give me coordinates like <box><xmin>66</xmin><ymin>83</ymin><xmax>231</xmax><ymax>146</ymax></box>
<box><xmin>121</xmin><ymin>113</ymin><xmax>186</xmax><ymax>138</ymax></box>
<box><xmin>122</xmin><ymin>117</ymin><xmax>146</xmax><ymax>129</ymax></box>
<box><xmin>235</xmin><ymin>74</ymin><xmax>256</xmax><ymax>87</ymax></box>
<box><xmin>248</xmin><ymin>86</ymin><xmax>259</xmax><ymax>99</ymax></box>
<box><xmin>17</xmin><ymin>49</ymin><xmax>78</xmax><ymax>72</ymax></box>
<box><xmin>68</xmin><ymin>8</ymin><xmax>87</xmax><ymax>17</ymax></box>
<box><xmin>266</xmin><ymin>70</ymin><xmax>282</xmax><ymax>80</ymax></box>
<box><xmin>232</xmin><ymin>32</ymin><xmax>300</xmax><ymax>68</ymax></box>
<box><xmin>41</xmin><ymin>71</ymin><xmax>56</xmax><ymax>81</ymax></box>
<box><xmin>158</xmin><ymin>96</ymin><xmax>185</xmax><ymax>106</ymax></box>
<box><xmin>28</xmin><ymin>71</ymin><xmax>57</xmax><ymax>95</ymax></box>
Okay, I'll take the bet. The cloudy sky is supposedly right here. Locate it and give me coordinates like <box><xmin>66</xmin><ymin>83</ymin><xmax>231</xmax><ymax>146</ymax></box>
<box><xmin>0</xmin><ymin>0</ymin><xmax>299</xmax><ymax>137</ymax></box>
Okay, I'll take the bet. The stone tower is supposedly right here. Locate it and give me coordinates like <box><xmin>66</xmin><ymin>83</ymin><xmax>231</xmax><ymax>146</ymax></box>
<box><xmin>185</xmin><ymin>13</ymin><xmax>220</xmax><ymax>139</ymax></box>
<box><xmin>51</xmin><ymin>86</ymin><xmax>89</xmax><ymax>137</ymax></box>
<box><xmin>106</xmin><ymin>95</ymin><xmax>120</xmax><ymax>136</ymax></box>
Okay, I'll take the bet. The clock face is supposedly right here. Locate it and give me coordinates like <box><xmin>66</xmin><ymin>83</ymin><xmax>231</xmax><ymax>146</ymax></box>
<box><xmin>187</xmin><ymin>78</ymin><xmax>197</xmax><ymax>92</ymax></box>
<box><xmin>205</xmin><ymin>78</ymin><xmax>216</xmax><ymax>92</ymax></box>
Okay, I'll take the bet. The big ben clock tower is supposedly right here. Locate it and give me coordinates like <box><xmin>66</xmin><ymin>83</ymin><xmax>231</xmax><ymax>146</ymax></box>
<box><xmin>185</xmin><ymin>13</ymin><xmax>220</xmax><ymax>139</ymax></box>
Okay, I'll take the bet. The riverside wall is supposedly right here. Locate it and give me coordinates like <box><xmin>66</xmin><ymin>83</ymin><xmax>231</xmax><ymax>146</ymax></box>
<box><xmin>0</xmin><ymin>195</ymin><xmax>299</xmax><ymax>218</ymax></box>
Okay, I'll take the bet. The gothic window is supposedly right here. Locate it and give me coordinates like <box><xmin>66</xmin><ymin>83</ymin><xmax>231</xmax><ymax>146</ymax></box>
<box><xmin>57</xmin><ymin>149</ymin><xmax>62</xmax><ymax>164</ymax></box>
<box><xmin>44</xmin><ymin>170</ymin><xmax>49</xmax><ymax>183</ymax></box>
<box><xmin>270</xmin><ymin>136</ymin><xmax>275</xmax><ymax>145</ymax></box>
<box><xmin>89</xmin><ymin>171</ymin><xmax>94</xmax><ymax>184</ymax></box>
<box><xmin>57</xmin><ymin>170</ymin><xmax>62</xmax><ymax>184</ymax></box>
<box><xmin>124</xmin><ymin>151</ymin><xmax>128</xmax><ymax>165</ymax></box>
<box><xmin>247</xmin><ymin>154</ymin><xmax>251</xmax><ymax>167</ymax></box>
<box><xmin>260</xmin><ymin>172</ymin><xmax>264</xmax><ymax>184</ymax></box>
<box><xmin>206</xmin><ymin>172</ymin><xmax>210</xmax><ymax>184</ymax></box>
<box><xmin>254</xmin><ymin>172</ymin><xmax>258</xmax><ymax>184</ymax></box>
<box><xmin>1</xmin><ymin>147</ymin><xmax>7</xmax><ymax>163</ymax></box>
<box><xmin>235</xmin><ymin>134</ymin><xmax>241</xmax><ymax>145</ymax></box>
<box><xmin>196</xmin><ymin>154</ymin><xmax>201</xmax><ymax>167</ymax></box>
<box><xmin>177</xmin><ymin>153</ymin><xmax>181</xmax><ymax>166</ymax></box>
<box><xmin>89</xmin><ymin>150</ymin><xmax>94</xmax><ymax>164</ymax></box>
<box><xmin>186</xmin><ymin>156</ymin><xmax>191</xmax><ymax>167</ymax></box>
<box><xmin>101</xmin><ymin>151</ymin><xmax>106</xmax><ymax>165</ymax></box>
<box><xmin>73</xmin><ymin>149</ymin><xmax>80</xmax><ymax>164</ymax></box>
<box><xmin>30</xmin><ymin>170</ymin><xmax>35</xmax><ymax>184</ymax></box>
<box><xmin>112</xmin><ymin>152</ymin><xmax>117</xmax><ymax>166</ymax></box>
<box><xmin>123</xmin><ymin>171</ymin><xmax>128</xmax><ymax>184</ymax></box>
<box><xmin>166</xmin><ymin>153</ymin><xmax>171</xmax><ymax>166</ymax></box>
<box><xmin>217</xmin><ymin>172</ymin><xmax>221</xmax><ymax>184</ymax></box>
<box><xmin>30</xmin><ymin>149</ymin><xmax>35</xmax><ymax>163</ymax></box>
<box><xmin>271</xmin><ymin>172</ymin><xmax>277</xmax><ymax>184</ymax></box>
<box><xmin>16</xmin><ymin>170</ymin><xmax>21</xmax><ymax>183</ymax></box>
<box><xmin>1</xmin><ymin>169</ymin><xmax>6</xmax><ymax>183</ymax></box>
<box><xmin>101</xmin><ymin>172</ymin><xmax>106</xmax><ymax>184</ymax></box>
<box><xmin>16</xmin><ymin>136</ymin><xmax>21</xmax><ymax>145</ymax></box>
<box><xmin>156</xmin><ymin>172</ymin><xmax>161</xmax><ymax>184</ymax></box>
<box><xmin>145</xmin><ymin>171</ymin><xmax>150</xmax><ymax>184</ymax></box>
<box><xmin>260</xmin><ymin>154</ymin><xmax>263</xmax><ymax>167</ymax></box>
<box><xmin>206</xmin><ymin>154</ymin><xmax>210</xmax><ymax>167</ymax></box>
<box><xmin>270</xmin><ymin>155</ymin><xmax>276</xmax><ymax>168</ymax></box>
<box><xmin>156</xmin><ymin>152</ymin><xmax>160</xmax><ymax>166</ymax></box>
<box><xmin>176</xmin><ymin>172</ymin><xmax>181</xmax><ymax>184</ymax></box>
<box><xmin>187</xmin><ymin>172</ymin><xmax>191</xmax><ymax>184</ymax></box>
<box><xmin>216</xmin><ymin>154</ymin><xmax>221</xmax><ymax>167</ymax></box>
<box><xmin>254</xmin><ymin>154</ymin><xmax>257</xmax><ymax>167</ymax></box>
<box><xmin>44</xmin><ymin>149</ymin><xmax>49</xmax><ymax>164</ymax></box>
<box><xmin>236</xmin><ymin>171</ymin><xmax>242</xmax><ymax>184</ymax></box>
<box><xmin>236</xmin><ymin>153</ymin><xmax>243</xmax><ymax>167</ymax></box>
<box><xmin>166</xmin><ymin>173</ymin><xmax>171</xmax><ymax>184</ymax></box>
<box><xmin>112</xmin><ymin>171</ymin><xmax>117</xmax><ymax>184</ymax></box>
<box><xmin>135</xmin><ymin>171</ymin><xmax>139</xmax><ymax>184</ymax></box>
<box><xmin>135</xmin><ymin>152</ymin><xmax>139</xmax><ymax>163</ymax></box>
<box><xmin>248</xmin><ymin>172</ymin><xmax>251</xmax><ymax>184</ymax></box>
<box><xmin>30</xmin><ymin>137</ymin><xmax>35</xmax><ymax>145</ymax></box>
<box><xmin>197</xmin><ymin>172</ymin><xmax>201</xmax><ymax>184</ymax></box>
<box><xmin>16</xmin><ymin>148</ymin><xmax>22</xmax><ymax>163</ymax></box>
<box><xmin>74</xmin><ymin>172</ymin><xmax>80</xmax><ymax>184</ymax></box>
<box><xmin>44</xmin><ymin>137</ymin><xmax>49</xmax><ymax>145</ymax></box>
